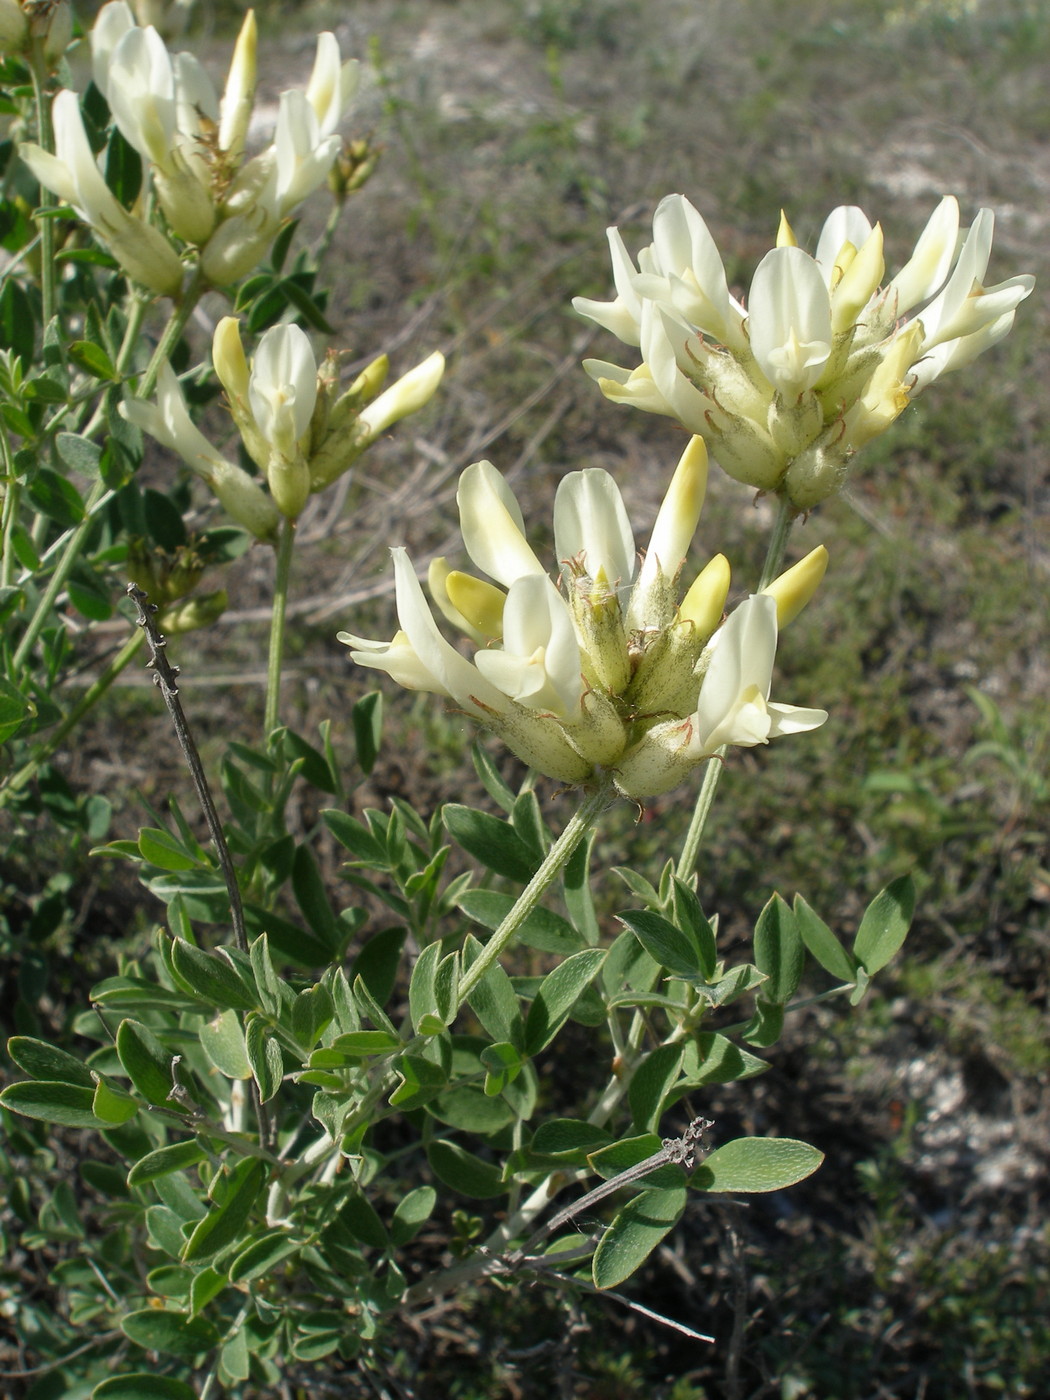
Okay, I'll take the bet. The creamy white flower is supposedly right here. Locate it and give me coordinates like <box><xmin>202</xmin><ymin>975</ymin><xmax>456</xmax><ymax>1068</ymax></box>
<box><xmin>574</xmin><ymin>193</ymin><xmax>1034</xmax><ymax>507</ymax></box>
<box><xmin>337</xmin><ymin>627</ymin><xmax>448</xmax><ymax>696</ymax></box>
<box><xmin>554</xmin><ymin>468</ymin><xmax>636</xmax><ymax>593</ymax></box>
<box><xmin>457</xmin><ymin>462</ymin><xmax>546</xmax><ymax>588</ymax></box>
<box><xmin>243</xmin><ymin>324</ymin><xmax>317</xmax><ymax>518</ymax></box>
<box><xmin>474</xmin><ymin>574</ymin><xmax>583</xmax><ymax>717</ymax></box>
<box><xmin>306</xmin><ymin>31</ymin><xmax>360</xmax><ymax>138</ymax></box>
<box><xmin>914</xmin><ymin>208</ymin><xmax>1033</xmax><ymax>354</ymax></box>
<box><xmin>614</xmin><ymin>594</ymin><xmax>828</xmax><ymax>798</ymax></box>
<box><xmin>87</xmin><ymin>8</ymin><xmax>356</xmax><ymax>279</ymax></box>
<box><xmin>106</xmin><ymin>24</ymin><xmax>175</xmax><ymax>168</ymax></box>
<box><xmin>813</xmin><ymin>205</ymin><xmax>875</xmax><ymax>284</ymax></box>
<box><xmin>693</xmin><ymin>594</ymin><xmax>827</xmax><ymax>750</ymax></box>
<box><xmin>344</xmin><ymin>550</ymin><xmax>594</xmax><ymax>784</ymax></box>
<box><xmin>20</xmin><ymin>90</ymin><xmax>183</xmax><ymax>296</ymax></box>
<box><xmin>342</xmin><ymin>451</ymin><xmax>824</xmax><ymax>798</ymax></box>
<box><xmin>272</xmin><ymin>90</ymin><xmax>337</xmax><ymax>214</ymax></box>
<box><xmin>644</xmin><ymin>193</ymin><xmax>746</xmax><ymax>350</ymax></box>
<box><xmin>172</xmin><ymin>51</ymin><xmax>218</xmax><ymax>172</ymax></box>
<box><xmin>571</xmin><ymin>227</ymin><xmax>648</xmax><ymax>346</ymax></box>
<box><xmin>883</xmin><ymin>194</ymin><xmax>959</xmax><ymax>314</ymax></box>
<box><xmin>747</xmin><ymin>247</ymin><xmax>833</xmax><ymax>396</ymax></box>
<box><xmin>91</xmin><ymin>1</ymin><xmax>135</xmax><ymax>94</ymax></box>
<box><xmin>121</xmin><ymin>363</ymin><xmax>279</xmax><ymax>541</ymax></box>
<box><xmin>249</xmin><ymin>324</ymin><xmax>317</xmax><ymax>457</ymax></box>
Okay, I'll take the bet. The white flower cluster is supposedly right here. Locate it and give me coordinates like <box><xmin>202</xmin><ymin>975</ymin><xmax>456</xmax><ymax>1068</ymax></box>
<box><xmin>20</xmin><ymin>2</ymin><xmax>358</xmax><ymax>291</ymax></box>
<box><xmin>341</xmin><ymin>443</ymin><xmax>828</xmax><ymax>799</ymax></box>
<box><xmin>575</xmin><ymin>195</ymin><xmax>1034</xmax><ymax>507</ymax></box>
<box><xmin>122</xmin><ymin>323</ymin><xmax>444</xmax><ymax>529</ymax></box>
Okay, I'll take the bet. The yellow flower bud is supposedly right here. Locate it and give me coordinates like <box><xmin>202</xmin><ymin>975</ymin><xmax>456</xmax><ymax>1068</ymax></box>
<box><xmin>218</xmin><ymin>9</ymin><xmax>257</xmax><ymax>165</ymax></box>
<box><xmin>762</xmin><ymin>545</ymin><xmax>828</xmax><ymax>627</ymax></box>
<box><xmin>345</xmin><ymin>353</ymin><xmax>389</xmax><ymax>407</ymax></box>
<box><xmin>213</xmin><ymin>316</ymin><xmax>251</xmax><ymax>403</ymax></box>
<box><xmin>679</xmin><ymin>553</ymin><xmax>731</xmax><ymax>639</ymax></box>
<box><xmin>776</xmin><ymin>210</ymin><xmax>798</xmax><ymax>248</ymax></box>
<box><xmin>444</xmin><ymin>568</ymin><xmax>506</xmax><ymax>642</ymax></box>
<box><xmin>831</xmin><ymin>224</ymin><xmax>885</xmax><ymax>334</ymax></box>
<box><xmin>157</xmin><ymin>589</ymin><xmax>229</xmax><ymax>634</ymax></box>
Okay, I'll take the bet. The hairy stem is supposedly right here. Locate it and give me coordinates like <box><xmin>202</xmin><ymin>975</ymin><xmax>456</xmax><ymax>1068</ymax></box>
<box><xmin>27</xmin><ymin>40</ymin><xmax>56</xmax><ymax>329</ymax></box>
<box><xmin>12</xmin><ymin>275</ymin><xmax>204</xmax><ymax>673</ymax></box>
<box><xmin>456</xmin><ymin>779</ymin><xmax>614</xmax><ymax>1006</ymax></box>
<box><xmin>757</xmin><ymin>491</ymin><xmax>796</xmax><ymax>591</ymax></box>
<box><xmin>264</xmin><ymin>514</ymin><xmax>296</xmax><ymax>737</ymax></box>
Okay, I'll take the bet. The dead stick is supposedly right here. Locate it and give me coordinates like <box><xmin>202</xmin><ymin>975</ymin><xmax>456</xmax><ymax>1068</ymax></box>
<box><xmin>127</xmin><ymin>583</ymin><xmax>247</xmax><ymax>955</ymax></box>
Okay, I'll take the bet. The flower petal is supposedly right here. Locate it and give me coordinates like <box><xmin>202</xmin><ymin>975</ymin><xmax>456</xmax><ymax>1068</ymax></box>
<box><xmin>554</xmin><ymin>469</ymin><xmax>636</xmax><ymax>589</ymax></box>
<box><xmin>457</xmin><ymin>462</ymin><xmax>546</xmax><ymax>587</ymax></box>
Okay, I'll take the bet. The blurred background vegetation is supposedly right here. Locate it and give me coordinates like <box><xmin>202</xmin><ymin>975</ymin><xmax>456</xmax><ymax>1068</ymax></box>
<box><xmin>3</xmin><ymin>0</ymin><xmax>1048</xmax><ymax>1395</ymax></box>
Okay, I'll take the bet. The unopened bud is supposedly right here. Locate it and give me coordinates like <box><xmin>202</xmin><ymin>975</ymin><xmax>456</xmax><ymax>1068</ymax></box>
<box><xmin>831</xmin><ymin>224</ymin><xmax>884</xmax><ymax>333</ymax></box>
<box><xmin>209</xmin><ymin>460</ymin><xmax>280</xmax><ymax>542</ymax></box>
<box><xmin>443</xmin><ymin>568</ymin><xmax>505</xmax><ymax>642</ymax></box>
<box><xmin>782</xmin><ymin>436</ymin><xmax>849</xmax><ymax>510</ymax></box>
<box><xmin>0</xmin><ymin>0</ymin><xmax>28</xmax><ymax>54</ymax></box>
<box><xmin>344</xmin><ymin>353</ymin><xmax>389</xmax><ymax>408</ymax></box>
<box><xmin>775</xmin><ymin>210</ymin><xmax>798</xmax><ymax>248</ymax></box>
<box><xmin>154</xmin><ymin>160</ymin><xmax>217</xmax><ymax>246</ymax></box>
<box><xmin>158</xmin><ymin>588</ymin><xmax>228</xmax><ymax>634</ymax></box>
<box><xmin>328</xmin><ymin>135</ymin><xmax>381</xmax><ymax>201</ymax></box>
<box><xmin>31</xmin><ymin>0</ymin><xmax>72</xmax><ymax>65</ymax></box>
<box><xmin>200</xmin><ymin>205</ymin><xmax>278</xmax><ymax>287</ymax></box>
<box><xmin>126</xmin><ymin>538</ymin><xmax>166</xmax><ymax>601</ymax></box>
<box><xmin>109</xmin><ymin>220</ymin><xmax>185</xmax><ymax>298</ymax></box>
<box><xmin>355</xmin><ymin>351</ymin><xmax>445</xmax><ymax>444</ymax></box>
<box><xmin>566</xmin><ymin>566</ymin><xmax>631</xmax><ymax>695</ymax></box>
<box><xmin>679</xmin><ymin>553</ymin><xmax>731</xmax><ymax>640</ymax></box>
<box><xmin>218</xmin><ymin>9</ymin><xmax>257</xmax><ymax>165</ymax></box>
<box><xmin>266</xmin><ymin>450</ymin><xmax>310</xmax><ymax>519</ymax></box>
<box><xmin>761</xmin><ymin>545</ymin><xmax>828</xmax><ymax>627</ymax></box>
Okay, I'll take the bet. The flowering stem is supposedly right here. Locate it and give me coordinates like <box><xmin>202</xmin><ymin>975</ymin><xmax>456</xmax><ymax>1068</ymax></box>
<box><xmin>2</xmin><ymin>629</ymin><xmax>146</xmax><ymax>802</ymax></box>
<box><xmin>757</xmin><ymin>492</ymin><xmax>796</xmax><ymax>591</ymax></box>
<box><xmin>674</xmin><ymin>749</ymin><xmax>725</xmax><ymax>884</ymax></box>
<box><xmin>264</xmin><ymin>515</ymin><xmax>296</xmax><ymax>737</ymax></box>
<box><xmin>12</xmin><ymin>277</ymin><xmax>204</xmax><ymax>674</ymax></box>
<box><xmin>456</xmin><ymin>779</ymin><xmax>615</xmax><ymax>1007</ymax></box>
<box><xmin>1</xmin><ymin>426</ymin><xmax>19</xmax><ymax>591</ymax></box>
<box><xmin>27</xmin><ymin>39</ymin><xmax>56</xmax><ymax>329</ymax></box>
<box><xmin>140</xmin><ymin>270</ymin><xmax>206</xmax><ymax>402</ymax></box>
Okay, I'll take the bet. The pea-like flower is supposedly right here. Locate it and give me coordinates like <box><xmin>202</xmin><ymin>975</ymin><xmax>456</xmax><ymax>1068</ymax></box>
<box><xmin>125</xmin><ymin>319</ymin><xmax>444</xmax><ymax>526</ymax></box>
<box><xmin>19</xmin><ymin>89</ymin><xmax>184</xmax><ymax>295</ymax></box>
<box><xmin>574</xmin><ymin>195</ymin><xmax>1034</xmax><ymax>508</ymax></box>
<box><xmin>120</xmin><ymin>362</ymin><xmax>280</xmax><ymax>542</ymax></box>
<box><xmin>212</xmin><ymin>318</ymin><xmax>445</xmax><ymax>517</ymax></box>
<box><xmin>51</xmin><ymin>2</ymin><xmax>360</xmax><ymax>286</ymax></box>
<box><xmin>340</xmin><ymin>444</ymin><xmax>828</xmax><ymax>799</ymax></box>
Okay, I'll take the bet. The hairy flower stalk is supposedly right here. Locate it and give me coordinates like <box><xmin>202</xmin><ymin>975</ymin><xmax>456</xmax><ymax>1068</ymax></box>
<box><xmin>341</xmin><ymin>442</ymin><xmax>828</xmax><ymax>800</ymax></box>
<box><xmin>574</xmin><ymin>195</ymin><xmax>1033</xmax><ymax>508</ymax></box>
